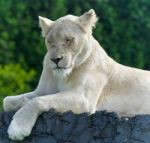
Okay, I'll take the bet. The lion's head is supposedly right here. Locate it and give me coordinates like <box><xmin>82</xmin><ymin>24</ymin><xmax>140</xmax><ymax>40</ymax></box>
<box><xmin>39</xmin><ymin>9</ymin><xmax>98</xmax><ymax>77</ymax></box>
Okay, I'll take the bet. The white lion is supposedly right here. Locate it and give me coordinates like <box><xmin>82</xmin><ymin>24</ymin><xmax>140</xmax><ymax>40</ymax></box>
<box><xmin>3</xmin><ymin>9</ymin><xmax>150</xmax><ymax>141</ymax></box>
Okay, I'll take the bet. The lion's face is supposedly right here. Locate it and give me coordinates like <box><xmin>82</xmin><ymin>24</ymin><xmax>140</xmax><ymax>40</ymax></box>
<box><xmin>45</xmin><ymin>19</ymin><xmax>86</xmax><ymax>77</ymax></box>
<box><xmin>39</xmin><ymin>9</ymin><xmax>98</xmax><ymax>77</ymax></box>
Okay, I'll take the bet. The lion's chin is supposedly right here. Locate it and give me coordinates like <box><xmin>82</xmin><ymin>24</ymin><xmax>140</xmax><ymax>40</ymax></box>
<box><xmin>52</xmin><ymin>68</ymin><xmax>72</xmax><ymax>78</ymax></box>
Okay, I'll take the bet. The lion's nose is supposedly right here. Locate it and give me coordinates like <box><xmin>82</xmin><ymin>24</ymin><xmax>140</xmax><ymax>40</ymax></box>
<box><xmin>51</xmin><ymin>57</ymin><xmax>63</xmax><ymax>65</ymax></box>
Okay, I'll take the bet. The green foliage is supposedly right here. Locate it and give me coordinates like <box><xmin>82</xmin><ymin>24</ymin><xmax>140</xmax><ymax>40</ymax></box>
<box><xmin>0</xmin><ymin>0</ymin><xmax>149</xmax><ymax>70</ymax></box>
<box><xmin>0</xmin><ymin>0</ymin><xmax>150</xmax><ymax>108</ymax></box>
<box><xmin>97</xmin><ymin>1</ymin><xmax>149</xmax><ymax>69</ymax></box>
<box><xmin>0</xmin><ymin>64</ymin><xmax>35</xmax><ymax>109</ymax></box>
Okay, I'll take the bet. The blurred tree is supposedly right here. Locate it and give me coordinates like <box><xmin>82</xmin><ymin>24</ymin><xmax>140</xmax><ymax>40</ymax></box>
<box><xmin>0</xmin><ymin>0</ymin><xmax>149</xmax><ymax>71</ymax></box>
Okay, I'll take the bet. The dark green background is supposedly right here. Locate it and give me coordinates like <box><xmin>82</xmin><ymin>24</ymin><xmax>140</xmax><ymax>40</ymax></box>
<box><xmin>0</xmin><ymin>0</ymin><xmax>150</xmax><ymax>109</ymax></box>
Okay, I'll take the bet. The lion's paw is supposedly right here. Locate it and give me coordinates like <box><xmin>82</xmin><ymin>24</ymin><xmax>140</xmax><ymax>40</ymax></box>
<box><xmin>3</xmin><ymin>96</ymin><xmax>21</xmax><ymax>111</ymax></box>
<box><xmin>8</xmin><ymin>119</ymin><xmax>32</xmax><ymax>141</ymax></box>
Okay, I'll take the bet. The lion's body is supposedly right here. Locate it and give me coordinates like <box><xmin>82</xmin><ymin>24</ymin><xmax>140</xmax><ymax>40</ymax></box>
<box><xmin>3</xmin><ymin>9</ymin><xmax>150</xmax><ymax>141</ymax></box>
<box><xmin>41</xmin><ymin>36</ymin><xmax>150</xmax><ymax>116</ymax></box>
<box><xmin>98</xmin><ymin>60</ymin><xmax>150</xmax><ymax>116</ymax></box>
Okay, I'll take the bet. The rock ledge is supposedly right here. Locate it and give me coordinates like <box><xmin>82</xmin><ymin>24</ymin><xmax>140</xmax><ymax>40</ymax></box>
<box><xmin>0</xmin><ymin>110</ymin><xmax>150</xmax><ymax>143</ymax></box>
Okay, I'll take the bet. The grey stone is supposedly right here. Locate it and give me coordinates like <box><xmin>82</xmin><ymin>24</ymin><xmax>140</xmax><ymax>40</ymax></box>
<box><xmin>0</xmin><ymin>110</ymin><xmax>150</xmax><ymax>143</ymax></box>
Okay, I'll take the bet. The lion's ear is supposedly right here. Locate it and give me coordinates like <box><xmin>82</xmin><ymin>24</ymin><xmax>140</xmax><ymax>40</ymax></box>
<box><xmin>39</xmin><ymin>16</ymin><xmax>54</xmax><ymax>37</ymax></box>
<box><xmin>77</xmin><ymin>9</ymin><xmax>98</xmax><ymax>34</ymax></box>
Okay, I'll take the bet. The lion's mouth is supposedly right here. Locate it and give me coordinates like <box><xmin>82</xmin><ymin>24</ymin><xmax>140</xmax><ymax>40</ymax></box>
<box><xmin>54</xmin><ymin>65</ymin><xmax>72</xmax><ymax>70</ymax></box>
<box><xmin>54</xmin><ymin>66</ymin><xmax>68</xmax><ymax>70</ymax></box>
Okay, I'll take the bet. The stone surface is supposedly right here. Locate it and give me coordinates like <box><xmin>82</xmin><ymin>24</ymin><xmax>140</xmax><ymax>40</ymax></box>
<box><xmin>0</xmin><ymin>110</ymin><xmax>150</xmax><ymax>143</ymax></box>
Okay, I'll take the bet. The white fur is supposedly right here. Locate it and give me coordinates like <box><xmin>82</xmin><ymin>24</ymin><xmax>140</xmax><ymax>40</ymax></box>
<box><xmin>3</xmin><ymin>9</ymin><xmax>150</xmax><ymax>141</ymax></box>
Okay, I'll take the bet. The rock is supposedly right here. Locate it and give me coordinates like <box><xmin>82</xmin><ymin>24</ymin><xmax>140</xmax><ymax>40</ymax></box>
<box><xmin>0</xmin><ymin>110</ymin><xmax>150</xmax><ymax>143</ymax></box>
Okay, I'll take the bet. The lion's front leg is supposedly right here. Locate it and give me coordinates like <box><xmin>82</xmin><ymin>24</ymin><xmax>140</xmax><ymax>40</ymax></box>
<box><xmin>8</xmin><ymin>91</ymin><xmax>88</xmax><ymax>141</ymax></box>
<box><xmin>8</xmin><ymin>98</ymin><xmax>41</xmax><ymax>141</ymax></box>
<box><xmin>3</xmin><ymin>90</ymin><xmax>40</xmax><ymax>112</ymax></box>
<box><xmin>3</xmin><ymin>65</ymin><xmax>55</xmax><ymax>112</ymax></box>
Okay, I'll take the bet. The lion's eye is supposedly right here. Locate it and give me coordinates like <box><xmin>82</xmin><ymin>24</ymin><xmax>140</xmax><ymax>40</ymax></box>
<box><xmin>65</xmin><ymin>37</ymin><xmax>74</xmax><ymax>44</ymax></box>
<box><xmin>66</xmin><ymin>38</ymin><xmax>71</xmax><ymax>43</ymax></box>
